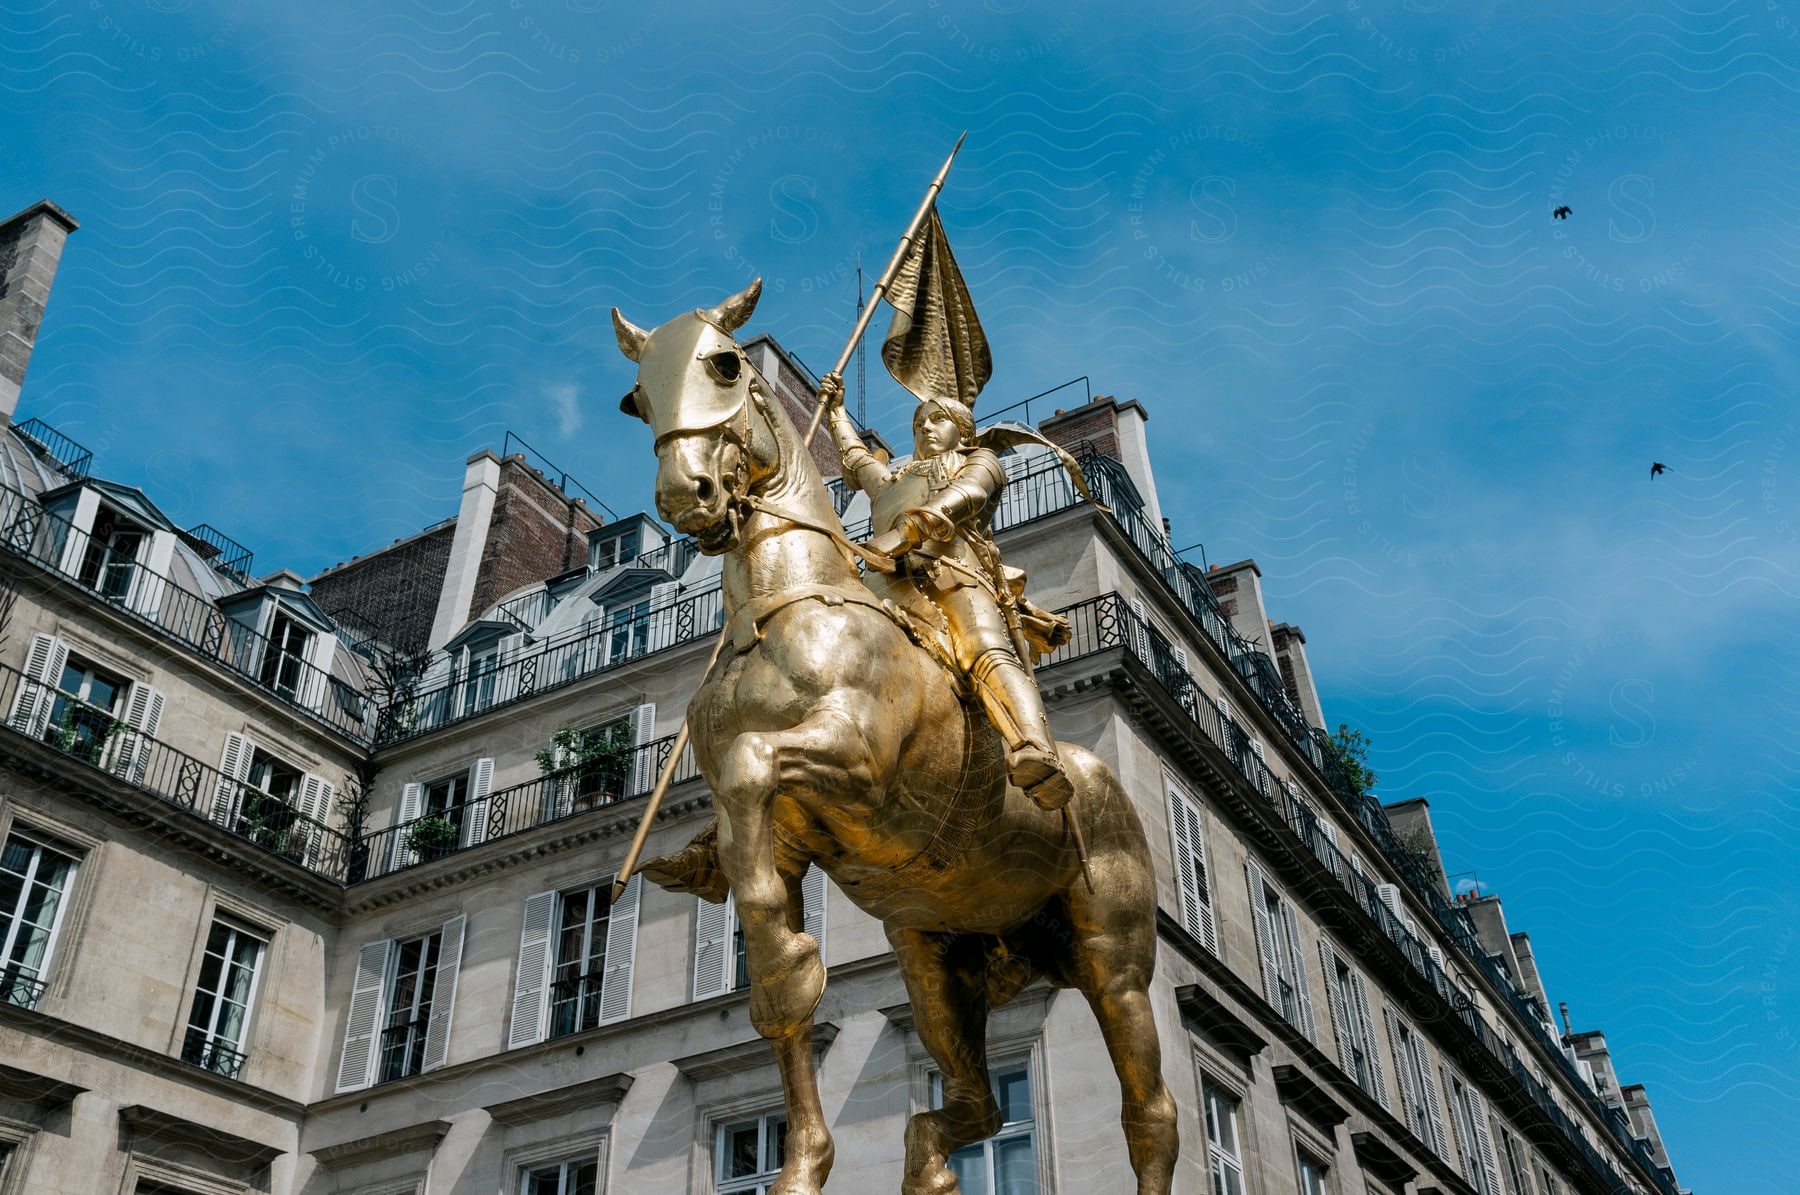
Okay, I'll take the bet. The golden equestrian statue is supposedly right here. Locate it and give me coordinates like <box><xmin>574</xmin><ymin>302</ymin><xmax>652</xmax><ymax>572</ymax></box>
<box><xmin>606</xmin><ymin>148</ymin><xmax>1175</xmax><ymax>1195</ymax></box>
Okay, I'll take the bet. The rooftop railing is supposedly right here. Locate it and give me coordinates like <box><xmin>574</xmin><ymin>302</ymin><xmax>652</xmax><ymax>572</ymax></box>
<box><xmin>1043</xmin><ymin>592</ymin><xmax>1676</xmax><ymax>1195</ymax></box>
<box><xmin>11</xmin><ymin>418</ymin><xmax>93</xmax><ymax>480</ymax></box>
<box><xmin>0</xmin><ymin>658</ymin><xmax>355</xmax><ymax>881</ymax></box>
<box><xmin>353</xmin><ymin>732</ymin><xmax>697</xmax><ymax>882</ymax></box>
<box><xmin>376</xmin><ymin>588</ymin><xmax>725</xmax><ymax>745</ymax></box>
<box><xmin>0</xmin><ymin>482</ymin><xmax>372</xmax><ymax>740</ymax></box>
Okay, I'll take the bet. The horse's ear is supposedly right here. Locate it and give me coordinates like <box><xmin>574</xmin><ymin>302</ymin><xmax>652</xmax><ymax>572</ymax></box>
<box><xmin>612</xmin><ymin>308</ymin><xmax>649</xmax><ymax>362</ymax></box>
<box><xmin>705</xmin><ymin>277</ymin><xmax>763</xmax><ymax>334</ymax></box>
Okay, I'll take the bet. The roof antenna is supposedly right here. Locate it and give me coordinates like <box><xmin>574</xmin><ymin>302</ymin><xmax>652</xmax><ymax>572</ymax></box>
<box><xmin>854</xmin><ymin>256</ymin><xmax>867</xmax><ymax>426</ymax></box>
<box><xmin>1558</xmin><ymin>1001</ymin><xmax>1574</xmax><ymax>1037</ymax></box>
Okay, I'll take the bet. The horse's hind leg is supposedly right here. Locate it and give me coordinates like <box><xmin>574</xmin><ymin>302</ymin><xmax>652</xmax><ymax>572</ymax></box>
<box><xmin>1060</xmin><ymin>810</ymin><xmax>1178</xmax><ymax>1190</ymax></box>
<box><xmin>889</xmin><ymin>927</ymin><xmax>1000</xmax><ymax>1195</ymax></box>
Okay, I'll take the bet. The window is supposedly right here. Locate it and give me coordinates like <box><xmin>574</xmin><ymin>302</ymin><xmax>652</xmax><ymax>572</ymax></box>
<box><xmin>1165</xmin><ymin>775</ymin><xmax>1219</xmax><ymax>954</ymax></box>
<box><xmin>1296</xmin><ymin>1148</ymin><xmax>1329</xmax><ymax>1195</ymax></box>
<box><xmin>461</xmin><ymin>645</ymin><xmax>499</xmax><ymax>717</ymax></box>
<box><xmin>508</xmin><ymin>877</ymin><xmax>640</xmax><ymax>1049</ymax></box>
<box><xmin>1537</xmin><ymin>1163</ymin><xmax>1560</xmax><ymax>1195</ymax></box>
<box><xmin>237</xmin><ymin>746</ymin><xmax>304</xmax><ymax>843</ymax></box>
<box><xmin>693</xmin><ymin>868</ymin><xmax>824</xmax><ymax>1002</ymax></box>
<box><xmin>716</xmin><ymin>1111</ymin><xmax>786</xmax><ymax>1194</ymax></box>
<box><xmin>1499</xmin><ymin>1127</ymin><xmax>1534</xmax><ymax>1195</ymax></box>
<box><xmin>379</xmin><ymin>930</ymin><xmax>444</xmax><ymax>1083</ymax></box>
<box><xmin>335</xmin><ymin>915</ymin><xmax>466</xmax><ymax>1093</ymax></box>
<box><xmin>605</xmin><ymin>597</ymin><xmax>650</xmax><ymax>663</ymax></box>
<box><xmin>1247</xmin><ymin>860</ymin><xmax>1315</xmax><ymax>1039</ymax></box>
<box><xmin>1320</xmin><ymin>943</ymin><xmax>1388</xmax><ymax>1107</ymax></box>
<box><xmin>523</xmin><ymin>1158</ymin><xmax>598</xmax><ymax>1195</ymax></box>
<box><xmin>592</xmin><ymin>526</ymin><xmax>640</xmax><ymax>569</ymax></box>
<box><xmin>77</xmin><ymin>505</ymin><xmax>146</xmax><ymax>599</ymax></box>
<box><xmin>550</xmin><ymin>882</ymin><xmax>612</xmax><ymax>1038</ymax></box>
<box><xmin>1445</xmin><ymin>1066</ymin><xmax>1503</xmax><ymax>1195</ymax></box>
<box><xmin>0</xmin><ymin>832</ymin><xmax>78</xmax><ymax>1009</ymax></box>
<box><xmin>1385</xmin><ymin>1011</ymin><xmax>1448</xmax><ymax>1156</ymax></box>
<box><xmin>545</xmin><ymin>717</ymin><xmax>634</xmax><ymax>816</ymax></box>
<box><xmin>1202</xmin><ymin>1082</ymin><xmax>1246</xmax><ymax>1195</ymax></box>
<box><xmin>932</xmin><ymin>1061</ymin><xmax>1039</xmax><ymax>1194</ymax></box>
<box><xmin>258</xmin><ymin>612</ymin><xmax>314</xmax><ymax>699</ymax></box>
<box><xmin>425</xmin><ymin>771</ymin><xmax>470</xmax><ymax>844</ymax></box>
<box><xmin>180</xmin><ymin>920</ymin><xmax>266</xmax><ymax>1079</ymax></box>
<box><xmin>42</xmin><ymin>654</ymin><xmax>125</xmax><ymax>763</ymax></box>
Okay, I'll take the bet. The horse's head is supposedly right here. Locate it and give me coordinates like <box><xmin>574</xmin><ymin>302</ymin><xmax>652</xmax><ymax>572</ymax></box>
<box><xmin>613</xmin><ymin>278</ymin><xmax>773</xmax><ymax>553</ymax></box>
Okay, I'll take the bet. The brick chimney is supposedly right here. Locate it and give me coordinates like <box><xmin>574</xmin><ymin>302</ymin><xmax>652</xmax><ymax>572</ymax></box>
<box><xmin>0</xmin><ymin>200</ymin><xmax>79</xmax><ymax>426</ymax></box>
<box><xmin>1269</xmin><ymin>621</ymin><xmax>1326</xmax><ymax>729</ymax></box>
<box><xmin>1038</xmin><ymin>396</ymin><xmax>1164</xmax><ymax>532</ymax></box>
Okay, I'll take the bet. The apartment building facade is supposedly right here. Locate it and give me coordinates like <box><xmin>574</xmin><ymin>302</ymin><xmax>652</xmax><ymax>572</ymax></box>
<box><xmin>0</xmin><ymin>199</ymin><xmax>1688</xmax><ymax>1195</ymax></box>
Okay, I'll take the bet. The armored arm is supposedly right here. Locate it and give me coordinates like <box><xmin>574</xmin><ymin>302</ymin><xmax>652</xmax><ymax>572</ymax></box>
<box><xmin>894</xmin><ymin>447</ymin><xmax>1006</xmax><ymax>548</ymax></box>
<box><xmin>821</xmin><ymin>373</ymin><xmax>891</xmax><ymax>493</ymax></box>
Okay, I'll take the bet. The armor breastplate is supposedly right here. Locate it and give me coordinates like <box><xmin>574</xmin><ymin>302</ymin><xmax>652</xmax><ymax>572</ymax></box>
<box><xmin>871</xmin><ymin>453</ymin><xmax>996</xmax><ymax>577</ymax></box>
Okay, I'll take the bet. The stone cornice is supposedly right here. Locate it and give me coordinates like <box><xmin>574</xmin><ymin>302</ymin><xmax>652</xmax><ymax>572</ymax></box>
<box><xmin>674</xmin><ymin>1023</ymin><xmax>839</xmax><ymax>1084</ymax></box>
<box><xmin>0</xmin><ymin>1003</ymin><xmax>305</xmax><ymax>1118</ymax></box>
<box><xmin>483</xmin><ymin>1072</ymin><xmax>633</xmax><ymax>1127</ymax></box>
<box><xmin>120</xmin><ymin>1103</ymin><xmax>287</xmax><ymax>1170</ymax></box>
<box><xmin>0</xmin><ymin>1060</ymin><xmax>86</xmax><ymax>1110</ymax></box>
<box><xmin>310</xmin><ymin>1118</ymin><xmax>451</xmax><ymax>1167</ymax></box>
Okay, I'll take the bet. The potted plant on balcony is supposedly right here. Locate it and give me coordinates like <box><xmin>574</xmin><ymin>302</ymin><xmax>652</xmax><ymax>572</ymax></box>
<box><xmin>536</xmin><ymin>724</ymin><xmax>635</xmax><ymax>814</ymax></box>
<box><xmin>405</xmin><ymin>815</ymin><xmax>459</xmax><ymax>861</ymax></box>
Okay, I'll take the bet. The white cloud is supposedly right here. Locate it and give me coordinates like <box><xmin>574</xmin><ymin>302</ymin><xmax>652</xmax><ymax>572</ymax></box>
<box><xmin>548</xmin><ymin>383</ymin><xmax>582</xmax><ymax>439</ymax></box>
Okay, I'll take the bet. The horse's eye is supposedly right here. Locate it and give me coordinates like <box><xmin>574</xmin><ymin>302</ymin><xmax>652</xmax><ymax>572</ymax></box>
<box><xmin>704</xmin><ymin>350</ymin><xmax>742</xmax><ymax>384</ymax></box>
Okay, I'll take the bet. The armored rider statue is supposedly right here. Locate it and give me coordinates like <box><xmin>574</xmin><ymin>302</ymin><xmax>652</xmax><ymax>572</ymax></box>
<box><xmin>818</xmin><ymin>371</ymin><xmax>1072</xmax><ymax>812</ymax></box>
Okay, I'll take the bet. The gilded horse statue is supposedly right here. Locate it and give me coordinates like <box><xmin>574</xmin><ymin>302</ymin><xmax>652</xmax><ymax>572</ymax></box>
<box><xmin>612</xmin><ymin>280</ymin><xmax>1177</xmax><ymax>1194</ymax></box>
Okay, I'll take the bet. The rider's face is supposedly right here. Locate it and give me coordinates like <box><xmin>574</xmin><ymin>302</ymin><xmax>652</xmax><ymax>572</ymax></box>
<box><xmin>913</xmin><ymin>407</ymin><xmax>963</xmax><ymax>458</ymax></box>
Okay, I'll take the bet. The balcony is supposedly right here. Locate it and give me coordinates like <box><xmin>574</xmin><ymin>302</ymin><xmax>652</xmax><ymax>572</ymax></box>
<box><xmin>180</xmin><ymin>1029</ymin><xmax>248</xmax><ymax>1079</ymax></box>
<box><xmin>0</xmin><ymin>658</ymin><xmax>354</xmax><ymax>882</ymax></box>
<box><xmin>0</xmin><ymin>482</ymin><xmax>371</xmax><ymax>740</ymax></box>
<box><xmin>376</xmin><ymin>587</ymin><xmax>726</xmax><ymax>745</ymax></box>
<box><xmin>1044</xmin><ymin>592</ymin><xmax>1677</xmax><ymax>1195</ymax></box>
<box><xmin>353</xmin><ymin>733</ymin><xmax>698</xmax><ymax>882</ymax></box>
<box><xmin>11</xmin><ymin>418</ymin><xmax>93</xmax><ymax>480</ymax></box>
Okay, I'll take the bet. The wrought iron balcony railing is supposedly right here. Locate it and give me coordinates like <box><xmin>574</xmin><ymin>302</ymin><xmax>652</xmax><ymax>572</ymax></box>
<box><xmin>180</xmin><ymin>1029</ymin><xmax>248</xmax><ymax>1079</ymax></box>
<box><xmin>0</xmin><ymin>482</ymin><xmax>371</xmax><ymax>739</ymax></box>
<box><xmin>378</xmin><ymin>1016</ymin><xmax>428</xmax><ymax>1083</ymax></box>
<box><xmin>1043</xmin><ymin>592</ymin><xmax>1677</xmax><ymax>1195</ymax></box>
<box><xmin>0</xmin><ymin>659</ymin><xmax>354</xmax><ymax>881</ymax></box>
<box><xmin>0</xmin><ymin>966</ymin><xmax>47</xmax><ymax>1011</ymax></box>
<box><xmin>375</xmin><ymin>587</ymin><xmax>726</xmax><ymax>745</ymax></box>
<box><xmin>353</xmin><ymin>733</ymin><xmax>698</xmax><ymax>882</ymax></box>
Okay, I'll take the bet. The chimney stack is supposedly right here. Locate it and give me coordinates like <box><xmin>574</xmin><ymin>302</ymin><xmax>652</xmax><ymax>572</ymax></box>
<box><xmin>0</xmin><ymin>200</ymin><xmax>79</xmax><ymax>426</ymax></box>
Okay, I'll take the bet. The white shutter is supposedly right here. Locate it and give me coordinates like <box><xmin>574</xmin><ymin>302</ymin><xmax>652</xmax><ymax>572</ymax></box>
<box><xmin>420</xmin><ymin>913</ymin><xmax>466</xmax><ymax>1071</ymax></box>
<box><xmin>648</xmin><ymin>582</ymin><xmax>680</xmax><ymax>652</ymax></box>
<box><xmin>1352</xmin><ymin>970</ymin><xmax>1390</xmax><ymax>1109</ymax></box>
<box><xmin>1417</xmin><ymin>1038</ymin><xmax>1448</xmax><ymax>1155</ymax></box>
<box><xmin>599</xmin><ymin>874</ymin><xmax>641</xmax><ymax>1024</ymax></box>
<box><xmin>10</xmin><ymin>632</ymin><xmax>69</xmax><ymax>738</ymax></box>
<box><xmin>390</xmin><ymin>782</ymin><xmax>425</xmax><ymax>869</ymax></box>
<box><xmin>464</xmin><ymin>757</ymin><xmax>495</xmax><ymax>846</ymax></box>
<box><xmin>335</xmin><ymin>938</ymin><xmax>393</xmax><ymax>1093</ymax></box>
<box><xmin>1128</xmin><ymin>595</ymin><xmax>1151</xmax><ymax>662</ymax></box>
<box><xmin>508</xmin><ymin>890</ymin><xmax>557</xmax><ymax>1049</ymax></box>
<box><xmin>1386</xmin><ymin>1009</ymin><xmax>1421</xmax><ymax>1141</ymax></box>
<box><xmin>129</xmin><ymin>530</ymin><xmax>176</xmax><ymax>618</ymax></box>
<box><xmin>1165</xmin><ymin>780</ymin><xmax>1217</xmax><ymax>954</ymax></box>
<box><xmin>295</xmin><ymin>773</ymin><xmax>333</xmax><ymax>868</ymax></box>
<box><xmin>1467</xmin><ymin>1080</ymin><xmax>1504</xmax><ymax>1195</ymax></box>
<box><xmin>1428</xmin><ymin>943</ymin><xmax>1447</xmax><ymax>970</ymax></box>
<box><xmin>211</xmin><ymin>732</ymin><xmax>254</xmax><ymax>827</ymax></box>
<box><xmin>1320</xmin><ymin>942</ymin><xmax>1354</xmax><ymax>1075</ymax></box>
<box><xmin>110</xmin><ymin>681</ymin><xmax>165</xmax><ymax>784</ymax></box>
<box><xmin>1282</xmin><ymin>901</ymin><xmax>1317</xmax><ymax>1041</ymax></box>
<box><xmin>1245</xmin><ymin>859</ymin><xmax>1282</xmax><ymax>1009</ymax></box>
<box><xmin>693</xmin><ymin>894</ymin><xmax>735</xmax><ymax>1001</ymax></box>
<box><xmin>1377</xmin><ymin>883</ymin><xmax>1408</xmax><ymax>936</ymax></box>
<box><xmin>630</xmin><ymin>702</ymin><xmax>657</xmax><ymax>794</ymax></box>
<box><xmin>801</xmin><ymin>864</ymin><xmax>826</xmax><ymax>948</ymax></box>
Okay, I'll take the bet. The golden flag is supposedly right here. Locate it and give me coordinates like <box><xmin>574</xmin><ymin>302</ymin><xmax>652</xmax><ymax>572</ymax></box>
<box><xmin>881</xmin><ymin>208</ymin><xmax>992</xmax><ymax>409</ymax></box>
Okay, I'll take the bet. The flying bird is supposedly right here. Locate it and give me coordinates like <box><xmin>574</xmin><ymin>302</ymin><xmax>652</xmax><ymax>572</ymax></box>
<box><xmin>1553</xmin><ymin>205</ymin><xmax>1572</xmax><ymax>220</ymax></box>
<box><xmin>1650</xmin><ymin>461</ymin><xmax>1667</xmax><ymax>478</ymax></box>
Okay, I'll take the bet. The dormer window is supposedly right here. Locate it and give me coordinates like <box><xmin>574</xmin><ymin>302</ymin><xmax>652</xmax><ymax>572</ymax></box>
<box><xmin>591</xmin><ymin>526</ymin><xmax>641</xmax><ymax>570</ymax></box>
<box><xmin>259</xmin><ymin>612</ymin><xmax>315</xmax><ymax>700</ymax></box>
<box><xmin>76</xmin><ymin>505</ymin><xmax>148</xmax><ymax>600</ymax></box>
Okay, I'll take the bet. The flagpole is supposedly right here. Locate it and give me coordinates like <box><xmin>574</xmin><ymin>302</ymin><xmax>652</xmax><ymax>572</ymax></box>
<box><xmin>803</xmin><ymin>131</ymin><xmax>967</xmax><ymax>450</ymax></box>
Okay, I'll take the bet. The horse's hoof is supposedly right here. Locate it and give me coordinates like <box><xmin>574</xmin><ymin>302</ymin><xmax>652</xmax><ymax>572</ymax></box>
<box><xmin>749</xmin><ymin>933</ymin><xmax>826</xmax><ymax>1038</ymax></box>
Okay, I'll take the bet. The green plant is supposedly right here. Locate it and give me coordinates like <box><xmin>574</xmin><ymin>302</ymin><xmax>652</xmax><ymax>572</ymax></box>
<box><xmin>405</xmin><ymin>815</ymin><xmax>459</xmax><ymax>857</ymax></box>
<box><xmin>1321</xmin><ymin>722</ymin><xmax>1378</xmax><ymax>798</ymax></box>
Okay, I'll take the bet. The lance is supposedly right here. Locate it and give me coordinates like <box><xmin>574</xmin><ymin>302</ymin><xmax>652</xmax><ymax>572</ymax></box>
<box><xmin>802</xmin><ymin>131</ymin><xmax>967</xmax><ymax>450</ymax></box>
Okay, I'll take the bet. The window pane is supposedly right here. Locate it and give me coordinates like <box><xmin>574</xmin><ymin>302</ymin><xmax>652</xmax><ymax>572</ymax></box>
<box><xmin>569</xmin><ymin>1159</ymin><xmax>598</xmax><ymax>1195</ymax></box>
<box><xmin>993</xmin><ymin>1136</ymin><xmax>1039</xmax><ymax>1194</ymax></box>
<box><xmin>995</xmin><ymin>1068</ymin><xmax>1033</xmax><ymax>1125</ymax></box>
<box><xmin>725</xmin><ymin>1122</ymin><xmax>761</xmax><ymax>1178</ymax></box>
<box><xmin>948</xmin><ymin>1148</ymin><xmax>988</xmax><ymax>1195</ymax></box>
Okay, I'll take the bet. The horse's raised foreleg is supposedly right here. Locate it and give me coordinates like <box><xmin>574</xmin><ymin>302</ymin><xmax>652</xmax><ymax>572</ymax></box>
<box><xmin>889</xmin><ymin>927</ymin><xmax>999</xmax><ymax>1195</ymax></box>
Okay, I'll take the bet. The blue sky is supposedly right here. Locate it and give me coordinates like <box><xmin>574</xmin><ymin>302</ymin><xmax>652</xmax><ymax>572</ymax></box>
<box><xmin>4</xmin><ymin>0</ymin><xmax>1797</xmax><ymax>1187</ymax></box>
